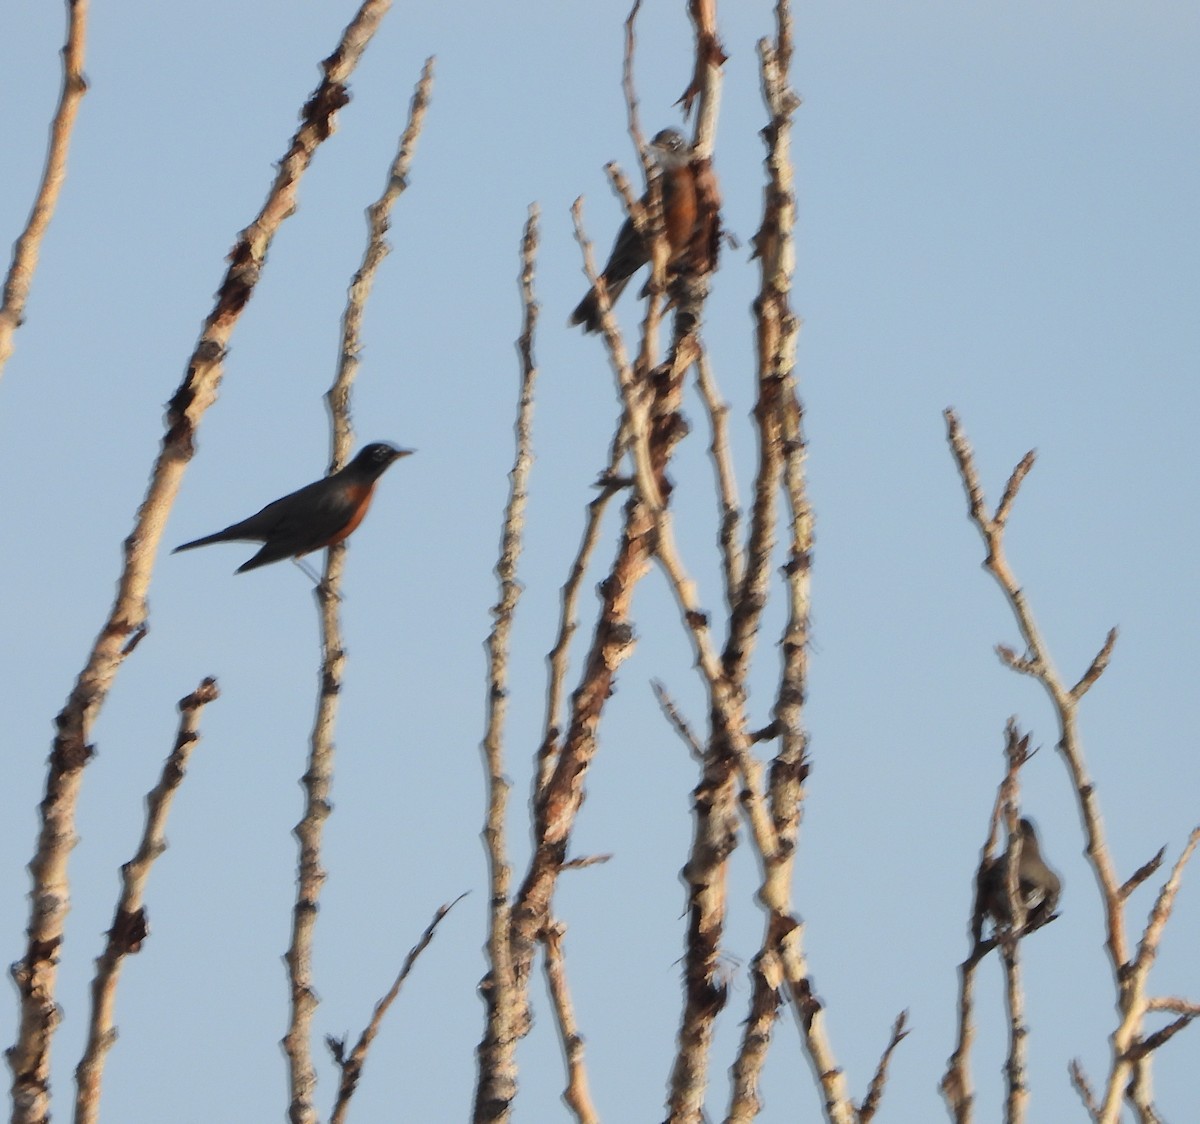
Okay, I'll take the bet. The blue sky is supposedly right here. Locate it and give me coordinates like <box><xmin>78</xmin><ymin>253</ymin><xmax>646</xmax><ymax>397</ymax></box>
<box><xmin>2</xmin><ymin>2</ymin><xmax>1198</xmax><ymax>1120</ymax></box>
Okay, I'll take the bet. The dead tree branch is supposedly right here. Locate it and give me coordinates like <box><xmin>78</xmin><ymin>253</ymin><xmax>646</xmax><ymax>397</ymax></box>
<box><xmin>8</xmin><ymin>8</ymin><xmax>389</xmax><ymax>1120</ymax></box>
<box><xmin>328</xmin><ymin>894</ymin><xmax>465</xmax><ymax>1124</ymax></box>
<box><xmin>474</xmin><ymin>205</ymin><xmax>540</xmax><ymax>1121</ymax></box>
<box><xmin>542</xmin><ymin>920</ymin><xmax>601</xmax><ymax>1124</ymax></box>
<box><xmin>945</xmin><ymin>408</ymin><xmax>1200</xmax><ymax>1123</ymax></box>
<box><xmin>283</xmin><ymin>46</ymin><xmax>428</xmax><ymax>1124</ymax></box>
<box><xmin>73</xmin><ymin>677</ymin><xmax>218</xmax><ymax>1124</ymax></box>
<box><xmin>0</xmin><ymin>0</ymin><xmax>89</xmax><ymax>382</ymax></box>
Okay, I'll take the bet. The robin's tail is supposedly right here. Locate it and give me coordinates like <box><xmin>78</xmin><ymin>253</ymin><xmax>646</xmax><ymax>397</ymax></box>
<box><xmin>173</xmin><ymin>523</ymin><xmax>254</xmax><ymax>553</ymax></box>
<box><xmin>569</xmin><ymin>275</ymin><xmax>633</xmax><ymax>334</ymax></box>
<box><xmin>174</xmin><ymin>531</ymin><xmax>228</xmax><ymax>553</ymax></box>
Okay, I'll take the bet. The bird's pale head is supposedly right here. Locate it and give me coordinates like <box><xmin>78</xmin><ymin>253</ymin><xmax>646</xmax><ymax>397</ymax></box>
<box><xmin>649</xmin><ymin>128</ymin><xmax>691</xmax><ymax>170</ymax></box>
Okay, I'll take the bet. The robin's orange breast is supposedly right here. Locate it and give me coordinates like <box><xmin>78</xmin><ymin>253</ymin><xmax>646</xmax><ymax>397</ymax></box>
<box><xmin>663</xmin><ymin>165</ymin><xmax>699</xmax><ymax>259</ymax></box>
<box><xmin>310</xmin><ymin>481</ymin><xmax>377</xmax><ymax>552</ymax></box>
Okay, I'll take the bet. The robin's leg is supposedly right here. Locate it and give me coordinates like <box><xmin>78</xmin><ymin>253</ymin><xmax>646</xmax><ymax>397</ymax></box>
<box><xmin>291</xmin><ymin>556</ymin><xmax>346</xmax><ymax>602</ymax></box>
<box><xmin>292</xmin><ymin>556</ymin><xmax>323</xmax><ymax>585</ymax></box>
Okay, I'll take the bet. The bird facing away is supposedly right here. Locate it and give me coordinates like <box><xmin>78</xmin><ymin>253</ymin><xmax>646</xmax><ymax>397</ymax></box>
<box><xmin>173</xmin><ymin>442</ymin><xmax>412</xmax><ymax>573</ymax></box>
<box><xmin>974</xmin><ymin>817</ymin><xmax>1062</xmax><ymax>942</ymax></box>
<box><xmin>570</xmin><ymin>128</ymin><xmax>700</xmax><ymax>334</ymax></box>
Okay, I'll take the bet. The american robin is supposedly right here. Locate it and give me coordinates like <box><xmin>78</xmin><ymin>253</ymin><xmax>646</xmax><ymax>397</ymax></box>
<box><xmin>974</xmin><ymin>817</ymin><xmax>1062</xmax><ymax>941</ymax></box>
<box><xmin>570</xmin><ymin>128</ymin><xmax>700</xmax><ymax>333</ymax></box>
<box><xmin>173</xmin><ymin>442</ymin><xmax>413</xmax><ymax>573</ymax></box>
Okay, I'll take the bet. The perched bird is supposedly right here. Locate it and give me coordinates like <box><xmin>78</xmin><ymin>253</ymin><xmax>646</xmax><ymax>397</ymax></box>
<box><xmin>570</xmin><ymin>127</ymin><xmax>700</xmax><ymax>333</ymax></box>
<box><xmin>974</xmin><ymin>817</ymin><xmax>1062</xmax><ymax>942</ymax></box>
<box><xmin>174</xmin><ymin>442</ymin><xmax>412</xmax><ymax>573</ymax></box>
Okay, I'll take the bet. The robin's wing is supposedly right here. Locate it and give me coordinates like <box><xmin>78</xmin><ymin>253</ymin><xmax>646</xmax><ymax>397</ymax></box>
<box><xmin>175</xmin><ymin>475</ymin><xmax>352</xmax><ymax>552</ymax></box>
<box><xmin>569</xmin><ymin>215</ymin><xmax>647</xmax><ymax>333</ymax></box>
<box><xmin>261</xmin><ymin>478</ymin><xmax>360</xmax><ymax>549</ymax></box>
<box><xmin>234</xmin><ymin>480</ymin><xmax>366</xmax><ymax>572</ymax></box>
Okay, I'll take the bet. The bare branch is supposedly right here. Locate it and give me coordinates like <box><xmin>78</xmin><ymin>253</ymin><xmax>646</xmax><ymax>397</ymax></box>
<box><xmin>328</xmin><ymin>894</ymin><xmax>466</xmax><ymax>1124</ymax></box>
<box><xmin>74</xmin><ymin>678</ymin><xmax>218</xmax><ymax>1124</ymax></box>
<box><xmin>9</xmin><ymin>8</ymin><xmax>391</xmax><ymax>1119</ymax></box>
<box><xmin>284</xmin><ymin>40</ymin><xmax>422</xmax><ymax>1124</ymax></box>
<box><xmin>475</xmin><ymin>205</ymin><xmax>540</xmax><ymax>1120</ymax></box>
<box><xmin>570</xmin><ymin>199</ymin><xmax>660</xmax><ymax>515</ymax></box>
<box><xmin>940</xmin><ymin>950</ymin><xmax>982</xmax><ymax>1123</ymax></box>
<box><xmin>858</xmin><ymin>1010</ymin><xmax>910</xmax><ymax>1123</ymax></box>
<box><xmin>726</xmin><ymin>953</ymin><xmax>781</xmax><ymax>1122</ymax></box>
<box><xmin>946</xmin><ymin>722</ymin><xmax>1053</xmax><ymax>1121</ymax></box>
<box><xmin>1121</xmin><ymin>848</ymin><xmax>1167</xmax><ymax>902</ymax></box>
<box><xmin>325</xmin><ymin>56</ymin><xmax>436</xmax><ymax>458</ymax></box>
<box><xmin>999</xmin><ymin>931</ymin><xmax>1028</xmax><ymax>1123</ymax></box>
<box><xmin>506</xmin><ymin>15</ymin><xmax>725</xmax><ymax>1122</ymax></box>
<box><xmin>537</xmin><ymin>441</ymin><xmax>628</xmax><ymax>794</ymax></box>
<box><xmin>1133</xmin><ymin>827</ymin><xmax>1200</xmax><ymax>977</ymax></box>
<box><xmin>1070</xmin><ymin>1059</ymin><xmax>1099</xmax><ymax>1120</ymax></box>
<box><xmin>946</xmin><ymin>411</ymin><xmax>1199</xmax><ymax>1124</ymax></box>
<box><xmin>730</xmin><ymin>10</ymin><xmax>850</xmax><ymax>1122</ymax></box>
<box><xmin>622</xmin><ymin>0</ymin><xmax>650</xmax><ymax>178</ymax></box>
<box><xmin>542</xmin><ymin>920</ymin><xmax>601</xmax><ymax>1124</ymax></box>
<box><xmin>1146</xmin><ymin>996</ymin><xmax>1200</xmax><ymax>1016</ymax></box>
<box><xmin>693</xmin><ymin>352</ymin><xmax>744</xmax><ymax>609</ymax></box>
<box><xmin>996</xmin><ymin>645</ymin><xmax>1040</xmax><ymax>677</ymax></box>
<box><xmin>1127</xmin><ymin>1015</ymin><xmax>1196</xmax><ymax>1062</ymax></box>
<box><xmin>0</xmin><ymin>0</ymin><xmax>89</xmax><ymax>382</ymax></box>
<box><xmin>944</xmin><ymin>409</ymin><xmax>1124</xmax><ymax>937</ymax></box>
<box><xmin>560</xmin><ymin>854</ymin><xmax>612</xmax><ymax>872</ymax></box>
<box><xmin>1071</xmin><ymin>627</ymin><xmax>1118</xmax><ymax>701</ymax></box>
<box><xmin>994</xmin><ymin>450</ymin><xmax>1036</xmax><ymax>529</ymax></box>
<box><xmin>651</xmin><ymin>678</ymin><xmax>705</xmax><ymax>760</ymax></box>
<box><xmin>678</xmin><ymin>0</ymin><xmax>728</xmax><ymax>133</ymax></box>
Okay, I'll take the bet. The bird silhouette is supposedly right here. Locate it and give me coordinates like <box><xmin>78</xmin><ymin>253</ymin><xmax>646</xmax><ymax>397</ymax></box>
<box><xmin>974</xmin><ymin>817</ymin><xmax>1062</xmax><ymax>942</ymax></box>
<box><xmin>174</xmin><ymin>442</ymin><xmax>412</xmax><ymax>573</ymax></box>
<box><xmin>570</xmin><ymin>128</ymin><xmax>700</xmax><ymax>333</ymax></box>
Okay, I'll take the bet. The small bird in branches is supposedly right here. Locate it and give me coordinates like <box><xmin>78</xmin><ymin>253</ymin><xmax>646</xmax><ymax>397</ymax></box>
<box><xmin>570</xmin><ymin>127</ymin><xmax>711</xmax><ymax>333</ymax></box>
<box><xmin>973</xmin><ymin>817</ymin><xmax>1062</xmax><ymax>943</ymax></box>
<box><xmin>174</xmin><ymin>442</ymin><xmax>412</xmax><ymax>574</ymax></box>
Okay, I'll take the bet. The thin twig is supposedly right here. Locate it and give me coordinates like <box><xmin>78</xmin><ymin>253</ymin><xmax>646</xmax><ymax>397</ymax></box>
<box><xmin>1146</xmin><ymin>997</ymin><xmax>1200</xmax><ymax>1016</ymax></box>
<box><xmin>560</xmin><ymin>854</ymin><xmax>612</xmax><ymax>872</ymax></box>
<box><xmin>73</xmin><ymin>678</ymin><xmax>218</xmax><ymax>1124</ymax></box>
<box><xmin>284</xmin><ymin>44</ymin><xmax>425</xmax><ymax>1124</ymax></box>
<box><xmin>622</xmin><ymin>0</ymin><xmax>650</xmax><ymax>179</ymax></box>
<box><xmin>1119</xmin><ymin>848</ymin><xmax>1166</xmax><ymax>902</ymax></box>
<box><xmin>8</xmin><ymin>9</ymin><xmax>389</xmax><ymax>1121</ymax></box>
<box><xmin>859</xmin><ymin>1011</ymin><xmax>910</xmax><ymax>1124</ymax></box>
<box><xmin>474</xmin><ymin>205</ymin><xmax>540</xmax><ymax>1121</ymax></box>
<box><xmin>542</xmin><ymin>920</ymin><xmax>601</xmax><ymax>1124</ymax></box>
<box><xmin>1132</xmin><ymin>828</ymin><xmax>1200</xmax><ymax>981</ymax></box>
<box><xmin>0</xmin><ymin>0</ymin><xmax>90</xmax><ymax>382</ymax></box>
<box><xmin>325</xmin><ymin>56</ymin><xmax>435</xmax><ymax>457</ymax></box>
<box><xmin>328</xmin><ymin>894</ymin><xmax>466</xmax><ymax>1124</ymax></box>
<box><xmin>693</xmin><ymin>352</ymin><xmax>743</xmax><ymax>613</ymax></box>
<box><xmin>1069</xmin><ymin>1059</ymin><xmax>1099</xmax><ymax>1118</ymax></box>
<box><xmin>536</xmin><ymin>440</ymin><xmax>629</xmax><ymax>794</ymax></box>
<box><xmin>651</xmin><ymin>679</ymin><xmax>705</xmax><ymax>761</ymax></box>
<box><xmin>570</xmin><ymin>200</ymin><xmax>661</xmax><ymax>515</ymax></box>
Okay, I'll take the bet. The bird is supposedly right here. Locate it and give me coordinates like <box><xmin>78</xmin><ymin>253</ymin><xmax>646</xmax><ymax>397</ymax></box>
<box><xmin>973</xmin><ymin>817</ymin><xmax>1062</xmax><ymax>942</ymax></box>
<box><xmin>570</xmin><ymin>127</ymin><xmax>700</xmax><ymax>334</ymax></box>
<box><xmin>173</xmin><ymin>442</ymin><xmax>413</xmax><ymax>573</ymax></box>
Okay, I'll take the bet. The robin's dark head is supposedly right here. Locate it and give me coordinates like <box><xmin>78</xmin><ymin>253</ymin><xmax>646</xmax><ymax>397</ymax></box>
<box><xmin>649</xmin><ymin>128</ymin><xmax>691</xmax><ymax>170</ymax></box>
<box><xmin>350</xmin><ymin>442</ymin><xmax>414</xmax><ymax>479</ymax></box>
